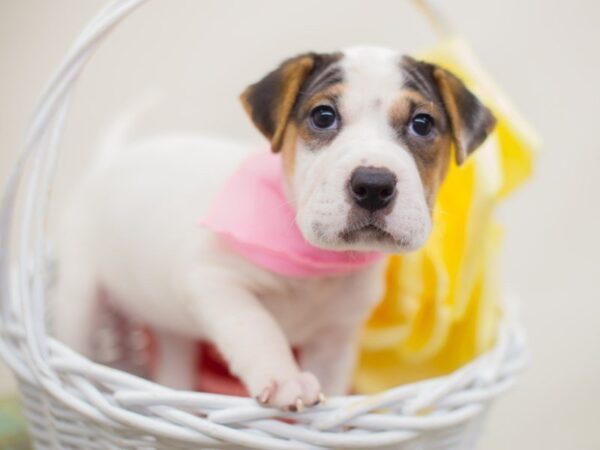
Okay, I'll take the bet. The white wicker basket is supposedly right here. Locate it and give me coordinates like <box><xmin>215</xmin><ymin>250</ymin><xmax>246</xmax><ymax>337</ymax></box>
<box><xmin>0</xmin><ymin>1</ymin><xmax>527</xmax><ymax>448</ymax></box>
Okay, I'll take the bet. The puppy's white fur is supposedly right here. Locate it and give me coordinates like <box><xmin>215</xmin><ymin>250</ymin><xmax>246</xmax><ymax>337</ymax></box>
<box><xmin>55</xmin><ymin>46</ymin><xmax>481</xmax><ymax>409</ymax></box>
<box><xmin>55</xmin><ymin>132</ymin><xmax>385</xmax><ymax>404</ymax></box>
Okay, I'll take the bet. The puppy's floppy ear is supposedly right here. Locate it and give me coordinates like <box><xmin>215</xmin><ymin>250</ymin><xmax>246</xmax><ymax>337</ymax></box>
<box><xmin>240</xmin><ymin>54</ymin><xmax>316</xmax><ymax>152</ymax></box>
<box><xmin>402</xmin><ymin>56</ymin><xmax>496</xmax><ymax>165</ymax></box>
<box><xmin>433</xmin><ymin>67</ymin><xmax>496</xmax><ymax>165</ymax></box>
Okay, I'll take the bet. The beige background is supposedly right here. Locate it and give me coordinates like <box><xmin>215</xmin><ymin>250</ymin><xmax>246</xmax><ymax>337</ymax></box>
<box><xmin>1</xmin><ymin>1</ymin><xmax>599</xmax><ymax>449</ymax></box>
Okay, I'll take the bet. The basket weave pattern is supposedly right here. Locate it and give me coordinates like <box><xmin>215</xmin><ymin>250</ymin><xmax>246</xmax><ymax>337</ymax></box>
<box><xmin>0</xmin><ymin>1</ymin><xmax>527</xmax><ymax>448</ymax></box>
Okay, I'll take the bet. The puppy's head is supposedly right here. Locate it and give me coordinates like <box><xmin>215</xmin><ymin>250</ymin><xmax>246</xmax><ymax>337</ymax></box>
<box><xmin>241</xmin><ymin>46</ymin><xmax>496</xmax><ymax>253</ymax></box>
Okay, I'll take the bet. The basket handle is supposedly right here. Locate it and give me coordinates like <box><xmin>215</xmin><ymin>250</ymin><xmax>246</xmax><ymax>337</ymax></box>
<box><xmin>0</xmin><ymin>0</ymin><xmax>147</xmax><ymax>380</ymax></box>
<box><xmin>412</xmin><ymin>0</ymin><xmax>453</xmax><ymax>38</ymax></box>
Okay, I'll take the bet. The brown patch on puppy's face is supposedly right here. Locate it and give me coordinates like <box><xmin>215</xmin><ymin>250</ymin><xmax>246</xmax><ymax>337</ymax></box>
<box><xmin>280</xmin><ymin>123</ymin><xmax>299</xmax><ymax>178</ymax></box>
<box><xmin>389</xmin><ymin>57</ymin><xmax>496</xmax><ymax>207</ymax></box>
<box><xmin>400</xmin><ymin>56</ymin><xmax>496</xmax><ymax>165</ymax></box>
<box><xmin>240</xmin><ymin>52</ymin><xmax>342</xmax><ymax>153</ymax></box>
<box><xmin>388</xmin><ymin>88</ymin><xmax>452</xmax><ymax>208</ymax></box>
<box><xmin>296</xmin><ymin>84</ymin><xmax>344</xmax><ymax>140</ymax></box>
<box><xmin>241</xmin><ymin>47</ymin><xmax>496</xmax><ymax>253</ymax></box>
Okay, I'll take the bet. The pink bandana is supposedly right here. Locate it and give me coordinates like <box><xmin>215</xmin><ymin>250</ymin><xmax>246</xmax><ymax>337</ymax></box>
<box><xmin>199</xmin><ymin>151</ymin><xmax>384</xmax><ymax>278</ymax></box>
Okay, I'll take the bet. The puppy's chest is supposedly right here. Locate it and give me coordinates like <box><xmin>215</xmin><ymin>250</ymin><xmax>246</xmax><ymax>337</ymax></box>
<box><xmin>256</xmin><ymin>272</ymin><xmax>382</xmax><ymax>345</ymax></box>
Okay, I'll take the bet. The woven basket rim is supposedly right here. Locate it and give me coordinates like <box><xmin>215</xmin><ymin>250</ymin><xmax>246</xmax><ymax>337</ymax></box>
<box><xmin>0</xmin><ymin>1</ymin><xmax>527</xmax><ymax>448</ymax></box>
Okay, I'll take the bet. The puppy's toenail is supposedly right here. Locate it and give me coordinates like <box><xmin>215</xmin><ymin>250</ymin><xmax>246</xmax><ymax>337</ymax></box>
<box><xmin>318</xmin><ymin>393</ymin><xmax>326</xmax><ymax>404</ymax></box>
<box><xmin>257</xmin><ymin>387</ymin><xmax>271</xmax><ymax>404</ymax></box>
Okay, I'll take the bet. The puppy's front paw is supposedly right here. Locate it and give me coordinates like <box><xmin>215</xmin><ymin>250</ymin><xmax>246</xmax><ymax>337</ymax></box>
<box><xmin>256</xmin><ymin>372</ymin><xmax>325</xmax><ymax>411</ymax></box>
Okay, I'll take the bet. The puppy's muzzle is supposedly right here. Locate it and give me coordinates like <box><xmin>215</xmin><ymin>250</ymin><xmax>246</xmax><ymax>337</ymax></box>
<box><xmin>349</xmin><ymin>167</ymin><xmax>397</xmax><ymax>212</ymax></box>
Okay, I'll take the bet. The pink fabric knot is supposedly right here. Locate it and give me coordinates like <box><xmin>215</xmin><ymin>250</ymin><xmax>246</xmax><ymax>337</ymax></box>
<box><xmin>199</xmin><ymin>151</ymin><xmax>383</xmax><ymax>278</ymax></box>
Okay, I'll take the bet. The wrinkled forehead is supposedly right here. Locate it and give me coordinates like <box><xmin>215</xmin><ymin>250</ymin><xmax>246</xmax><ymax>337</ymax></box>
<box><xmin>296</xmin><ymin>47</ymin><xmax>441</xmax><ymax>117</ymax></box>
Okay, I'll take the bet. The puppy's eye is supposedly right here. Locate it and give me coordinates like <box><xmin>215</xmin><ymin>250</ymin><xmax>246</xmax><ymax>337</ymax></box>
<box><xmin>410</xmin><ymin>113</ymin><xmax>434</xmax><ymax>136</ymax></box>
<box><xmin>310</xmin><ymin>105</ymin><xmax>338</xmax><ymax>130</ymax></box>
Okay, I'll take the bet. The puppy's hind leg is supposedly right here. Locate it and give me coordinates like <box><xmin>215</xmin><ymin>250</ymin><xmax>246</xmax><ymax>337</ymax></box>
<box><xmin>153</xmin><ymin>330</ymin><xmax>198</xmax><ymax>390</ymax></box>
<box><xmin>52</xmin><ymin>254</ymin><xmax>98</xmax><ymax>358</ymax></box>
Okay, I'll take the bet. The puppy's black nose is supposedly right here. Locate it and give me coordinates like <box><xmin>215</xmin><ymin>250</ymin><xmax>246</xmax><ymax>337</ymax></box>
<box><xmin>349</xmin><ymin>167</ymin><xmax>397</xmax><ymax>212</ymax></box>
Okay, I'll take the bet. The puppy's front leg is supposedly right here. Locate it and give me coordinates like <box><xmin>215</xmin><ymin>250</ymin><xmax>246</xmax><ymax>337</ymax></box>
<box><xmin>191</xmin><ymin>282</ymin><xmax>322</xmax><ymax>410</ymax></box>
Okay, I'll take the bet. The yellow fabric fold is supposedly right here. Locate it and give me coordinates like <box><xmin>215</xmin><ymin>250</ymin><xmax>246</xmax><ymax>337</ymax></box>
<box><xmin>354</xmin><ymin>37</ymin><xmax>539</xmax><ymax>393</ymax></box>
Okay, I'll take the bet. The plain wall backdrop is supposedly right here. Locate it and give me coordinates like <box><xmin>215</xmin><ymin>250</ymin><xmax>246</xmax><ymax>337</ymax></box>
<box><xmin>1</xmin><ymin>1</ymin><xmax>599</xmax><ymax>449</ymax></box>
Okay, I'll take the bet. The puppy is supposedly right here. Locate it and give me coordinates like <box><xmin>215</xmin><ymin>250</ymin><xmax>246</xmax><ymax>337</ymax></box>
<box><xmin>54</xmin><ymin>46</ymin><xmax>495</xmax><ymax>410</ymax></box>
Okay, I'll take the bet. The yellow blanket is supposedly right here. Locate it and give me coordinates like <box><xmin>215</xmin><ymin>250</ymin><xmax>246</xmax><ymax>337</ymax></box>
<box><xmin>355</xmin><ymin>37</ymin><xmax>539</xmax><ymax>393</ymax></box>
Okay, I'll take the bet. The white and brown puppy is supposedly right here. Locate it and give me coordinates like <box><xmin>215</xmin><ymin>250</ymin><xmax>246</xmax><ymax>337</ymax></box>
<box><xmin>54</xmin><ymin>46</ymin><xmax>495</xmax><ymax>410</ymax></box>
